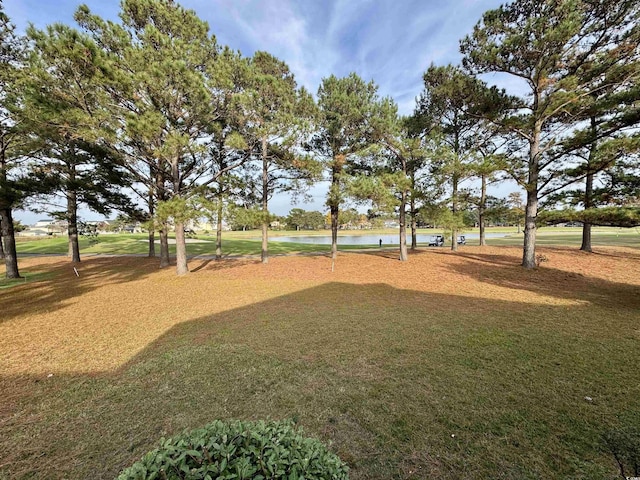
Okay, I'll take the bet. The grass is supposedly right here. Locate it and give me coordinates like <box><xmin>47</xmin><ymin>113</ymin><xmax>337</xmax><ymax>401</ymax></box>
<box><xmin>1</xmin><ymin>246</ymin><xmax>639</xmax><ymax>479</ymax></box>
<box><xmin>14</xmin><ymin>232</ymin><xmax>372</xmax><ymax>256</ymax></box>
<box><xmin>14</xmin><ymin>226</ymin><xmax>640</xmax><ymax>257</ymax></box>
<box><xmin>0</xmin><ymin>271</ymin><xmax>54</xmax><ymax>290</ymax></box>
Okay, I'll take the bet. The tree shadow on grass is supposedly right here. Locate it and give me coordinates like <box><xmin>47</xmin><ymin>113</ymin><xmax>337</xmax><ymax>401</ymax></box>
<box><xmin>189</xmin><ymin>257</ymin><xmax>266</xmax><ymax>272</ymax></box>
<box><xmin>0</xmin><ymin>256</ymin><xmax>159</xmax><ymax>324</ymax></box>
<box><xmin>448</xmin><ymin>249</ymin><xmax>640</xmax><ymax>311</ymax></box>
<box><xmin>189</xmin><ymin>258</ymin><xmax>214</xmax><ymax>272</ymax></box>
<box><xmin>2</xmin><ymin>278</ymin><xmax>639</xmax><ymax>479</ymax></box>
<box><xmin>588</xmin><ymin>248</ymin><xmax>640</xmax><ymax>261</ymax></box>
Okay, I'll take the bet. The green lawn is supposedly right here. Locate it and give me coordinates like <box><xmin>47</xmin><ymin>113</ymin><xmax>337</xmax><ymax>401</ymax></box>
<box><xmin>0</xmin><ymin>271</ymin><xmax>53</xmax><ymax>290</ymax></box>
<box><xmin>14</xmin><ymin>226</ymin><xmax>639</xmax><ymax>256</ymax></box>
<box><xmin>15</xmin><ymin>233</ymin><xmax>336</xmax><ymax>256</ymax></box>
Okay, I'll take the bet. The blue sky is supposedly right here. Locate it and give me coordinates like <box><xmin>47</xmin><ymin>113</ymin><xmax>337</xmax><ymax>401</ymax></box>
<box><xmin>5</xmin><ymin>0</ymin><xmax>516</xmax><ymax>224</ymax></box>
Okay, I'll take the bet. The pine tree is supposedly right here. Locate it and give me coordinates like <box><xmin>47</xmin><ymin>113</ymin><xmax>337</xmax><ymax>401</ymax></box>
<box><xmin>0</xmin><ymin>0</ymin><xmax>25</xmax><ymax>278</ymax></box>
<box><xmin>416</xmin><ymin>65</ymin><xmax>499</xmax><ymax>251</ymax></box>
<box><xmin>23</xmin><ymin>23</ymin><xmax>133</xmax><ymax>263</ymax></box>
<box><xmin>311</xmin><ymin>73</ymin><xmax>386</xmax><ymax>263</ymax></box>
<box><xmin>549</xmin><ymin>3</ymin><xmax>640</xmax><ymax>251</ymax></box>
<box><xmin>461</xmin><ymin>0</ymin><xmax>640</xmax><ymax>267</ymax></box>
<box><xmin>240</xmin><ymin>51</ymin><xmax>318</xmax><ymax>264</ymax></box>
<box><xmin>77</xmin><ymin>0</ymin><xmax>243</xmax><ymax>275</ymax></box>
<box><xmin>352</xmin><ymin>105</ymin><xmax>430</xmax><ymax>261</ymax></box>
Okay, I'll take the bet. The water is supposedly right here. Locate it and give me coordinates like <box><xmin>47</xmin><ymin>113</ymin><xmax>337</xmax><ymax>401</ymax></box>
<box><xmin>269</xmin><ymin>232</ymin><xmax>508</xmax><ymax>245</ymax></box>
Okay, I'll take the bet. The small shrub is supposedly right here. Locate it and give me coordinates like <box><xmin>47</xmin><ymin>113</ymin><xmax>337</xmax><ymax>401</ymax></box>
<box><xmin>118</xmin><ymin>420</ymin><xmax>349</xmax><ymax>480</ymax></box>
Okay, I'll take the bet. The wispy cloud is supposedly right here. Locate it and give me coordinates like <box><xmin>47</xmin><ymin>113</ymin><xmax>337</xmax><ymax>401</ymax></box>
<box><xmin>5</xmin><ymin>0</ymin><xmax>512</xmax><ymax>218</ymax></box>
<box><xmin>5</xmin><ymin>0</ymin><xmax>505</xmax><ymax>112</ymax></box>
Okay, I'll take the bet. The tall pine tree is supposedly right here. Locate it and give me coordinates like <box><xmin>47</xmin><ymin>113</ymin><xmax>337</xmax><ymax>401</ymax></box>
<box><xmin>462</xmin><ymin>0</ymin><xmax>640</xmax><ymax>267</ymax></box>
<box><xmin>311</xmin><ymin>73</ymin><xmax>386</xmax><ymax>263</ymax></box>
<box><xmin>24</xmin><ymin>23</ymin><xmax>133</xmax><ymax>263</ymax></box>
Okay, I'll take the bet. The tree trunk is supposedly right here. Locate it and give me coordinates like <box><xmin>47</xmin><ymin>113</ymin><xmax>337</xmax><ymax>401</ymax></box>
<box><xmin>175</xmin><ymin>221</ymin><xmax>189</xmax><ymax>275</ymax></box>
<box><xmin>155</xmin><ymin>169</ymin><xmax>170</xmax><ymax>267</ymax></box>
<box><xmin>451</xmin><ymin>172</ymin><xmax>458</xmax><ymax>252</ymax></box>
<box><xmin>522</xmin><ymin>120</ymin><xmax>542</xmax><ymax>269</ymax></box>
<box><xmin>147</xmin><ymin>229</ymin><xmax>156</xmax><ymax>257</ymax></box>
<box><xmin>216</xmin><ymin>197</ymin><xmax>223</xmax><ymax>260</ymax></box>
<box><xmin>0</xmin><ymin>221</ymin><xmax>5</xmax><ymax>259</ymax></box>
<box><xmin>1</xmin><ymin>208</ymin><xmax>20</xmax><ymax>278</ymax></box>
<box><xmin>330</xmin><ymin>204</ymin><xmax>338</xmax><ymax>261</ymax></box>
<box><xmin>410</xmin><ymin>193</ymin><xmax>417</xmax><ymax>250</ymax></box>
<box><xmin>580</xmin><ymin>116</ymin><xmax>597</xmax><ymax>253</ymax></box>
<box><xmin>171</xmin><ymin>155</ymin><xmax>188</xmax><ymax>275</ymax></box>
<box><xmin>147</xmin><ymin>189</ymin><xmax>155</xmax><ymax>257</ymax></box>
<box><xmin>580</xmin><ymin>171</ymin><xmax>594</xmax><ymax>253</ymax></box>
<box><xmin>479</xmin><ymin>174</ymin><xmax>487</xmax><ymax>246</ymax></box>
<box><xmin>399</xmin><ymin>189</ymin><xmax>408</xmax><ymax>261</ymax></box>
<box><xmin>67</xmin><ymin>189</ymin><xmax>81</xmax><ymax>263</ymax></box>
<box><xmin>1</xmin><ymin>150</ymin><xmax>9</xmax><ymax>264</ymax></box>
<box><xmin>522</xmin><ymin>189</ymin><xmax>538</xmax><ymax>268</ymax></box>
<box><xmin>261</xmin><ymin>137</ymin><xmax>269</xmax><ymax>264</ymax></box>
<box><xmin>159</xmin><ymin>224</ymin><xmax>170</xmax><ymax>268</ymax></box>
<box><xmin>330</xmin><ymin>159</ymin><xmax>341</xmax><ymax>262</ymax></box>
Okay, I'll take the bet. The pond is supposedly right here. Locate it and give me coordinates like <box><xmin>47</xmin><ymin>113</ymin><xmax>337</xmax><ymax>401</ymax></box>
<box><xmin>268</xmin><ymin>233</ymin><xmax>509</xmax><ymax>245</ymax></box>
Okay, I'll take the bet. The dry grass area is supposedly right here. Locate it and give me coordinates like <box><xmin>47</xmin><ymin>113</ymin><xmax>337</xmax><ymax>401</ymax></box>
<box><xmin>1</xmin><ymin>246</ymin><xmax>639</xmax><ymax>479</ymax></box>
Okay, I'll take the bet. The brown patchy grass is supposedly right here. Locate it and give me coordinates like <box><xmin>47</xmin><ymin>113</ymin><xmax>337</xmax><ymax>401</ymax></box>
<box><xmin>1</xmin><ymin>246</ymin><xmax>639</xmax><ymax>479</ymax></box>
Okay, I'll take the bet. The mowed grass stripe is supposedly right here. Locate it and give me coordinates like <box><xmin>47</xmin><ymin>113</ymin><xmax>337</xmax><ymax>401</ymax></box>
<box><xmin>13</xmin><ymin>226</ymin><xmax>640</xmax><ymax>258</ymax></box>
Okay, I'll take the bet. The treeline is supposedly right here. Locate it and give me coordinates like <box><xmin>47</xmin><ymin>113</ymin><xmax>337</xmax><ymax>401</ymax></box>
<box><xmin>1</xmin><ymin>0</ymin><xmax>639</xmax><ymax>277</ymax></box>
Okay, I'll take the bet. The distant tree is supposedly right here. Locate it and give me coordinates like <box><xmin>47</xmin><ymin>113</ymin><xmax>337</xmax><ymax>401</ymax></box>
<box><xmin>286</xmin><ymin>208</ymin><xmax>306</xmax><ymax>230</ymax></box>
<box><xmin>506</xmin><ymin>192</ymin><xmax>525</xmax><ymax>232</ymax></box>
<box><xmin>538</xmin><ymin>205</ymin><xmax>640</xmax><ymax>227</ymax></box>
<box><xmin>305</xmin><ymin>211</ymin><xmax>326</xmax><ymax>230</ymax></box>
<box><xmin>227</xmin><ymin>204</ymin><xmax>263</xmax><ymax>231</ymax></box>
<box><xmin>285</xmin><ymin>209</ymin><xmax>325</xmax><ymax>231</ymax></box>
<box><xmin>107</xmin><ymin>214</ymin><xmax>133</xmax><ymax>233</ymax></box>
<box><xmin>338</xmin><ymin>208</ymin><xmax>361</xmax><ymax>229</ymax></box>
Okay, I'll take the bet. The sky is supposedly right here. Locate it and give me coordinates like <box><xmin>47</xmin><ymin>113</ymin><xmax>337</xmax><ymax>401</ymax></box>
<box><xmin>4</xmin><ymin>0</ymin><xmax>518</xmax><ymax>225</ymax></box>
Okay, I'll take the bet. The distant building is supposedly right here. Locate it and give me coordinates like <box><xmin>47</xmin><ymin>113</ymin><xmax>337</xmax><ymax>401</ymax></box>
<box><xmin>85</xmin><ymin>220</ymin><xmax>112</xmax><ymax>233</ymax></box>
<box><xmin>19</xmin><ymin>228</ymin><xmax>50</xmax><ymax>237</ymax></box>
<box><xmin>31</xmin><ymin>219</ymin><xmax>66</xmax><ymax>235</ymax></box>
<box><xmin>33</xmin><ymin>219</ymin><xmax>54</xmax><ymax>228</ymax></box>
<box><xmin>186</xmin><ymin>219</ymin><xmax>231</xmax><ymax>232</ymax></box>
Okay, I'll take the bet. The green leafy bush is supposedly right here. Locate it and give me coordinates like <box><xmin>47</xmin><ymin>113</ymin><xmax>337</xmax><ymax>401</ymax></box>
<box><xmin>118</xmin><ymin>420</ymin><xmax>349</xmax><ymax>480</ymax></box>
